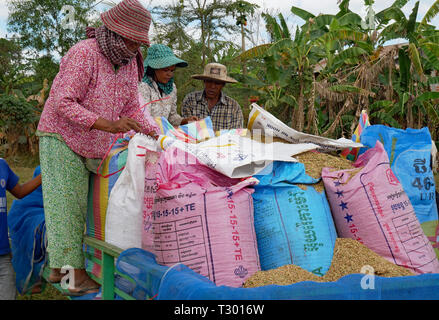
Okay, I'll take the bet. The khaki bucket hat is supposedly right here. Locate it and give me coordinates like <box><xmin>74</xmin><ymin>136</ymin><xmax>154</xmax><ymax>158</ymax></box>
<box><xmin>191</xmin><ymin>63</ymin><xmax>237</xmax><ymax>84</ymax></box>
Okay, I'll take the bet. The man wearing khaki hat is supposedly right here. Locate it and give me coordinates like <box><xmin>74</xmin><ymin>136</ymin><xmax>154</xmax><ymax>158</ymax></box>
<box><xmin>181</xmin><ymin>63</ymin><xmax>244</xmax><ymax>132</ymax></box>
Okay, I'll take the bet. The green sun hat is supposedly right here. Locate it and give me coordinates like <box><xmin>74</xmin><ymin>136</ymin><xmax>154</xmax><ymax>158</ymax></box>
<box><xmin>143</xmin><ymin>44</ymin><xmax>188</xmax><ymax>70</ymax></box>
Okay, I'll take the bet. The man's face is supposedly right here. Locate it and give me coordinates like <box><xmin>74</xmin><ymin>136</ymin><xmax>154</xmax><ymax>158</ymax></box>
<box><xmin>204</xmin><ymin>80</ymin><xmax>225</xmax><ymax>99</ymax></box>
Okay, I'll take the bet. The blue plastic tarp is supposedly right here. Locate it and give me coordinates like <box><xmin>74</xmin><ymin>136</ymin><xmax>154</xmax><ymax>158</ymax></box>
<box><xmin>115</xmin><ymin>248</ymin><xmax>439</xmax><ymax>300</ymax></box>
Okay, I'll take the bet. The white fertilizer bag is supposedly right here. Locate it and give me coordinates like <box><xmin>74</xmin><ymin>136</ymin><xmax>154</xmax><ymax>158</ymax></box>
<box><xmin>247</xmin><ymin>103</ymin><xmax>364</xmax><ymax>152</ymax></box>
<box><xmin>105</xmin><ymin>133</ymin><xmax>159</xmax><ymax>250</ymax></box>
<box><xmin>157</xmin><ymin>132</ymin><xmax>319</xmax><ymax>179</ymax></box>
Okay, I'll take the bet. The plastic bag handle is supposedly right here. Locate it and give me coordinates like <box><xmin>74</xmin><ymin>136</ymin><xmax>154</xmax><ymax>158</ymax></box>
<box><xmin>227</xmin><ymin>177</ymin><xmax>259</xmax><ymax>194</ymax></box>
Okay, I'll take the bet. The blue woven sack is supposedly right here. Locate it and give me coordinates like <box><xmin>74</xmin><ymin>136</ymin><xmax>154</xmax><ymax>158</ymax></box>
<box><xmin>252</xmin><ymin>161</ymin><xmax>337</xmax><ymax>276</ymax></box>
<box><xmin>361</xmin><ymin>125</ymin><xmax>439</xmax><ymax>258</ymax></box>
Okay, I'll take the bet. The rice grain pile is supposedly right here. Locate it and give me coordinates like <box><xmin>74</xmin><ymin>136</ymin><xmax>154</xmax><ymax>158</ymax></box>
<box><xmin>323</xmin><ymin>238</ymin><xmax>415</xmax><ymax>281</ymax></box>
<box><xmin>242</xmin><ymin>264</ymin><xmax>324</xmax><ymax>288</ymax></box>
<box><xmin>242</xmin><ymin>238</ymin><xmax>414</xmax><ymax>288</ymax></box>
<box><xmin>294</xmin><ymin>151</ymin><xmax>362</xmax><ymax>192</ymax></box>
<box><xmin>247</xmin><ymin>138</ymin><xmax>362</xmax><ymax>192</ymax></box>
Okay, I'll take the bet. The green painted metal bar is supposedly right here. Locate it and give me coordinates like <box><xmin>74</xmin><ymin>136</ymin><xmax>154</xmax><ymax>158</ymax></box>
<box><xmin>84</xmin><ymin>236</ymin><xmax>123</xmax><ymax>257</ymax></box>
<box><xmin>114</xmin><ymin>288</ymin><xmax>136</xmax><ymax>300</ymax></box>
<box><xmin>43</xmin><ymin>236</ymin><xmax>139</xmax><ymax>300</ymax></box>
<box><xmin>84</xmin><ymin>252</ymin><xmax>101</xmax><ymax>265</ymax></box>
<box><xmin>102</xmin><ymin>252</ymin><xmax>115</xmax><ymax>300</ymax></box>
<box><xmin>115</xmin><ymin>269</ymin><xmax>137</xmax><ymax>286</ymax></box>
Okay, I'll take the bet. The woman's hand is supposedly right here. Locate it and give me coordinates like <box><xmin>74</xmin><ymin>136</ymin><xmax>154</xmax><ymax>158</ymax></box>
<box><xmin>92</xmin><ymin>116</ymin><xmax>142</xmax><ymax>133</ymax></box>
<box><xmin>180</xmin><ymin>116</ymin><xmax>199</xmax><ymax>125</ymax></box>
<box><xmin>147</xmin><ymin>131</ymin><xmax>159</xmax><ymax>140</ymax></box>
<box><xmin>111</xmin><ymin>117</ymin><xmax>142</xmax><ymax>133</ymax></box>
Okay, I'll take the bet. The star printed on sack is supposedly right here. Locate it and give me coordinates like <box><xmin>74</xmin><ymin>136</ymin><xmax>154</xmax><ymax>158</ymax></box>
<box><xmin>344</xmin><ymin>213</ymin><xmax>353</xmax><ymax>223</ymax></box>
<box><xmin>339</xmin><ymin>201</ymin><xmax>348</xmax><ymax>210</ymax></box>
<box><xmin>335</xmin><ymin>190</ymin><xmax>344</xmax><ymax>198</ymax></box>
<box><xmin>334</xmin><ymin>180</ymin><xmax>342</xmax><ymax>187</ymax></box>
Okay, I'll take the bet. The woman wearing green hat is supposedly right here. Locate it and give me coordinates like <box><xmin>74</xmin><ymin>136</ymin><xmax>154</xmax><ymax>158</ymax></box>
<box><xmin>139</xmin><ymin>44</ymin><xmax>198</xmax><ymax>126</ymax></box>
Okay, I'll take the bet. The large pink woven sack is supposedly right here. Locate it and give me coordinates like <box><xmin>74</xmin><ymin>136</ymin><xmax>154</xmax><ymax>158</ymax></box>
<box><xmin>322</xmin><ymin>141</ymin><xmax>439</xmax><ymax>274</ymax></box>
<box><xmin>142</xmin><ymin>147</ymin><xmax>261</xmax><ymax>287</ymax></box>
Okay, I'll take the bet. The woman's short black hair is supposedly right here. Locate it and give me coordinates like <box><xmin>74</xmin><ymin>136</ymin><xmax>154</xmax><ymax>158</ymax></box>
<box><xmin>145</xmin><ymin>66</ymin><xmax>156</xmax><ymax>78</ymax></box>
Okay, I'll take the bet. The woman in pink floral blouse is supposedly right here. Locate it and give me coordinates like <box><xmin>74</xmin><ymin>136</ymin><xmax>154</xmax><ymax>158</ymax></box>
<box><xmin>36</xmin><ymin>0</ymin><xmax>155</xmax><ymax>296</ymax></box>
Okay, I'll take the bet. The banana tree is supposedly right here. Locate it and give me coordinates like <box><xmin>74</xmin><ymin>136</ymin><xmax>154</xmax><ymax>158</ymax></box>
<box><xmin>236</xmin><ymin>5</ymin><xmax>373</xmax><ymax>136</ymax></box>
<box><xmin>236</xmin><ymin>0</ymin><xmax>439</xmax><ymax>139</ymax></box>
<box><xmin>292</xmin><ymin>2</ymin><xmax>377</xmax><ymax>137</ymax></box>
<box><xmin>373</xmin><ymin>0</ymin><xmax>439</xmax><ymax>133</ymax></box>
<box><xmin>233</xmin><ymin>12</ymin><xmax>305</xmax><ymax>128</ymax></box>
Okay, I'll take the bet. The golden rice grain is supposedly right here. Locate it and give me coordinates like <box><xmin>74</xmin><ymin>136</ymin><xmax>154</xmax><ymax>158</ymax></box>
<box><xmin>295</xmin><ymin>151</ymin><xmax>355</xmax><ymax>180</ymax></box>
<box><xmin>242</xmin><ymin>264</ymin><xmax>323</xmax><ymax>288</ymax></box>
<box><xmin>247</xmin><ymin>139</ymin><xmax>361</xmax><ymax>192</ymax></box>
<box><xmin>295</xmin><ymin>151</ymin><xmax>361</xmax><ymax>193</ymax></box>
<box><xmin>323</xmin><ymin>238</ymin><xmax>414</xmax><ymax>281</ymax></box>
<box><xmin>242</xmin><ymin>238</ymin><xmax>414</xmax><ymax>288</ymax></box>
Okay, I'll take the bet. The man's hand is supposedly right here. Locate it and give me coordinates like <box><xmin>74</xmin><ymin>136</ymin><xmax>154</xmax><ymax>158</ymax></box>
<box><xmin>180</xmin><ymin>116</ymin><xmax>199</xmax><ymax>125</ymax></box>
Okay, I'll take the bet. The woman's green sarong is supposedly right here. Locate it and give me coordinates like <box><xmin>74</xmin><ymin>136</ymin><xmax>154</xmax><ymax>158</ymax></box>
<box><xmin>39</xmin><ymin>134</ymin><xmax>91</xmax><ymax>269</ymax></box>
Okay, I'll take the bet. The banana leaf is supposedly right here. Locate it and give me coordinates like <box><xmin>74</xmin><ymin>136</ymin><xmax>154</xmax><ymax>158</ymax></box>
<box><xmin>420</xmin><ymin>0</ymin><xmax>439</xmax><ymax>28</ymax></box>
<box><xmin>408</xmin><ymin>43</ymin><xmax>425</xmax><ymax>82</ymax></box>
<box><xmin>332</xmin><ymin>47</ymin><xmax>368</xmax><ymax>68</ymax></box>
<box><xmin>416</xmin><ymin>91</ymin><xmax>439</xmax><ymax>102</ymax></box>
<box><xmin>398</xmin><ymin>48</ymin><xmax>411</xmax><ymax>91</ymax></box>
<box><xmin>235</xmin><ymin>43</ymin><xmax>271</xmax><ymax>61</ymax></box>
<box><xmin>291</xmin><ymin>6</ymin><xmax>315</xmax><ymax>21</ymax></box>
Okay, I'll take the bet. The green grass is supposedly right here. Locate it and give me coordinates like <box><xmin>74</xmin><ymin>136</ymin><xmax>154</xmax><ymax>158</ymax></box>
<box><xmin>17</xmin><ymin>283</ymin><xmax>68</xmax><ymax>300</ymax></box>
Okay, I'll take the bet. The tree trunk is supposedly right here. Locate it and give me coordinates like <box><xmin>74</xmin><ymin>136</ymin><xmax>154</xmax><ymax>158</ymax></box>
<box><xmin>306</xmin><ymin>77</ymin><xmax>317</xmax><ymax>134</ymax></box>
<box><xmin>200</xmin><ymin>14</ymin><xmax>206</xmax><ymax>67</ymax></box>
<box><xmin>241</xmin><ymin>23</ymin><xmax>247</xmax><ymax>76</ymax></box>
<box><xmin>407</xmin><ymin>100</ymin><xmax>413</xmax><ymax>129</ymax></box>
<box><xmin>323</xmin><ymin>97</ymin><xmax>354</xmax><ymax>137</ymax></box>
<box><xmin>386</xmin><ymin>60</ymin><xmax>393</xmax><ymax>101</ymax></box>
<box><xmin>295</xmin><ymin>79</ymin><xmax>305</xmax><ymax>131</ymax></box>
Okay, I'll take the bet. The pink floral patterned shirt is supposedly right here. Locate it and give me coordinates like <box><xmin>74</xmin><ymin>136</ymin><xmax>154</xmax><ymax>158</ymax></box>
<box><xmin>37</xmin><ymin>38</ymin><xmax>155</xmax><ymax>159</ymax></box>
